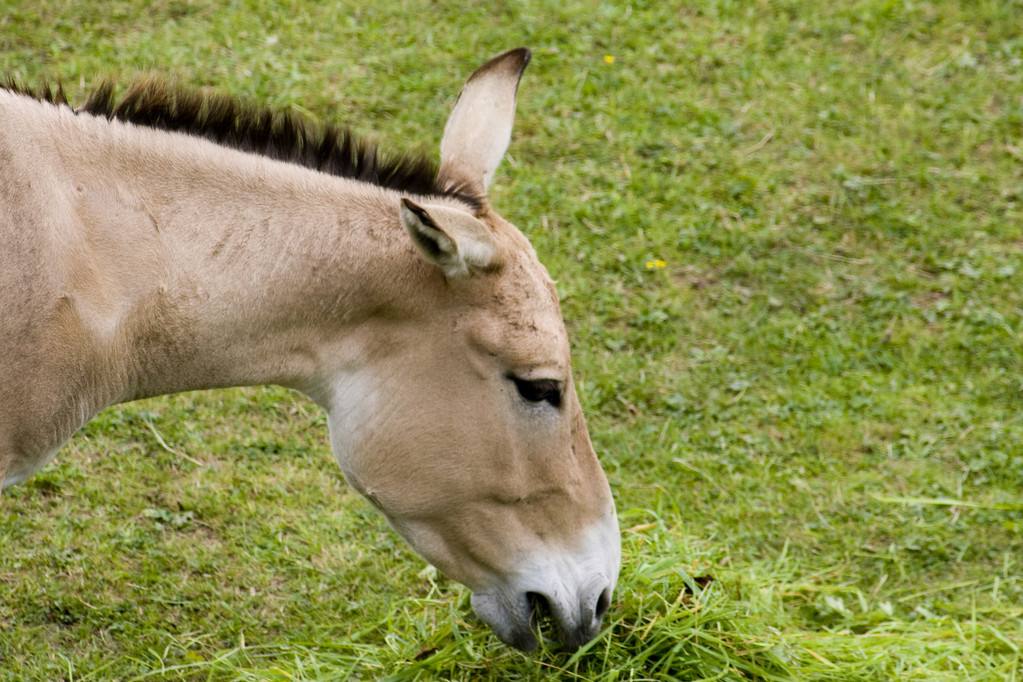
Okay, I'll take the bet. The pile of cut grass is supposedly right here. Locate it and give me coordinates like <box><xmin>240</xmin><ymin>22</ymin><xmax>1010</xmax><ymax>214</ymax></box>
<box><xmin>119</xmin><ymin>514</ymin><xmax>1019</xmax><ymax>680</ymax></box>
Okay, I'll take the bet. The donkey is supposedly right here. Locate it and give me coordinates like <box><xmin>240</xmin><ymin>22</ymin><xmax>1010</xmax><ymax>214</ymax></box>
<box><xmin>0</xmin><ymin>48</ymin><xmax>619</xmax><ymax>651</ymax></box>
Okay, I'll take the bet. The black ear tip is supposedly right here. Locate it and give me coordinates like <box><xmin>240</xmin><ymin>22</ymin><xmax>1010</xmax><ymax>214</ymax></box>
<box><xmin>473</xmin><ymin>48</ymin><xmax>532</xmax><ymax>80</ymax></box>
<box><xmin>401</xmin><ymin>197</ymin><xmax>436</xmax><ymax>226</ymax></box>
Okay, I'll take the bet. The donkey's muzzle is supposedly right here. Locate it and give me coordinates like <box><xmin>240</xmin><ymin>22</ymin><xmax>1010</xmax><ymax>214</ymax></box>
<box><xmin>469</xmin><ymin>511</ymin><xmax>621</xmax><ymax>651</ymax></box>
<box><xmin>471</xmin><ymin>579</ymin><xmax>614</xmax><ymax>652</ymax></box>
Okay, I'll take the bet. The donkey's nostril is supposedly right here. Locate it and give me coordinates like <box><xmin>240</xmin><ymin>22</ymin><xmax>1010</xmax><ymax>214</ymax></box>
<box><xmin>594</xmin><ymin>586</ymin><xmax>611</xmax><ymax>621</ymax></box>
<box><xmin>523</xmin><ymin>586</ymin><xmax>612</xmax><ymax>650</ymax></box>
<box><xmin>526</xmin><ymin>591</ymin><xmax>553</xmax><ymax>630</ymax></box>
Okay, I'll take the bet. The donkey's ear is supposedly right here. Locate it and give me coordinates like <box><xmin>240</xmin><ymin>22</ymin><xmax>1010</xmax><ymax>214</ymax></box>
<box><xmin>438</xmin><ymin>47</ymin><xmax>531</xmax><ymax>196</ymax></box>
<box><xmin>400</xmin><ymin>198</ymin><xmax>498</xmax><ymax>279</ymax></box>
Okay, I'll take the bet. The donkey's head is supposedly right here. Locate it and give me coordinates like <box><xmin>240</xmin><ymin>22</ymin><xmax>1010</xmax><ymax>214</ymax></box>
<box><xmin>326</xmin><ymin>49</ymin><xmax>619</xmax><ymax>651</ymax></box>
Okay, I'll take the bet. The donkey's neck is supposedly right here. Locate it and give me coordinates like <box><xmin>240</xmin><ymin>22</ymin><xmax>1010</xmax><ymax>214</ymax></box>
<box><xmin>51</xmin><ymin>108</ymin><xmax>451</xmax><ymax>410</ymax></box>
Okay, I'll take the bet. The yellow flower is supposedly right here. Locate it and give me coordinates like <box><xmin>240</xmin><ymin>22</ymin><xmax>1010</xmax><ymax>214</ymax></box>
<box><xmin>645</xmin><ymin>259</ymin><xmax>667</xmax><ymax>270</ymax></box>
<box><xmin>603</xmin><ymin>54</ymin><xmax>615</xmax><ymax>65</ymax></box>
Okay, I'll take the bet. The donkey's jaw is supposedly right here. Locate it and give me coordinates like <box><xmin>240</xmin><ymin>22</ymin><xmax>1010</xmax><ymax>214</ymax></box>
<box><xmin>470</xmin><ymin>511</ymin><xmax>621</xmax><ymax>651</ymax></box>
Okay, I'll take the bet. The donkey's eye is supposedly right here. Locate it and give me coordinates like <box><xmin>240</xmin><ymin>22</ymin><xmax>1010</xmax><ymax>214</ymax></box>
<box><xmin>509</xmin><ymin>376</ymin><xmax>562</xmax><ymax>408</ymax></box>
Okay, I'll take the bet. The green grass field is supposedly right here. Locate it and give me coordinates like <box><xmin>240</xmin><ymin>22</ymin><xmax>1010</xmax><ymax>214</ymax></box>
<box><xmin>2</xmin><ymin>1</ymin><xmax>1022</xmax><ymax>679</ymax></box>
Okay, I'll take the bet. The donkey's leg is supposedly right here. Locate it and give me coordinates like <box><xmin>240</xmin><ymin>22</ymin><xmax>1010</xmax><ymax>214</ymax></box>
<box><xmin>0</xmin><ymin>407</ymin><xmax>75</xmax><ymax>490</ymax></box>
<box><xmin>1</xmin><ymin>436</ymin><xmax>67</xmax><ymax>490</ymax></box>
<box><xmin>0</xmin><ymin>433</ymin><xmax>20</xmax><ymax>491</ymax></box>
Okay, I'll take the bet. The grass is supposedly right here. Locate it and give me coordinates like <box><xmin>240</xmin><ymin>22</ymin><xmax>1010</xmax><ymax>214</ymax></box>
<box><xmin>1</xmin><ymin>0</ymin><xmax>1021</xmax><ymax>679</ymax></box>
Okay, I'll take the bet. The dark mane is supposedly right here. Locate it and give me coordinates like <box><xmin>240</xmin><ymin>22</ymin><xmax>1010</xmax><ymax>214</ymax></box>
<box><xmin>2</xmin><ymin>76</ymin><xmax>483</xmax><ymax>210</ymax></box>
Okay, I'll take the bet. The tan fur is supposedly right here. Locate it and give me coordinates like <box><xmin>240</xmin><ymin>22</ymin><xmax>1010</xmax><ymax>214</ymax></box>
<box><xmin>0</xmin><ymin>50</ymin><xmax>618</xmax><ymax>650</ymax></box>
